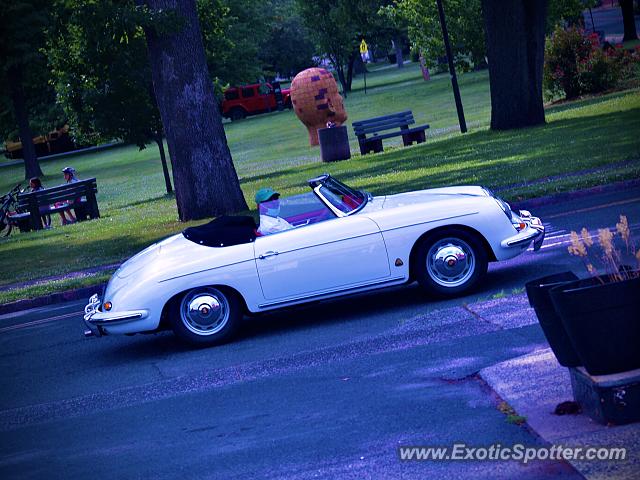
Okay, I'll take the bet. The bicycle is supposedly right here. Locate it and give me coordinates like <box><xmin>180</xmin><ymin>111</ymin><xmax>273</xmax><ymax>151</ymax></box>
<box><xmin>0</xmin><ymin>183</ymin><xmax>24</xmax><ymax>237</ymax></box>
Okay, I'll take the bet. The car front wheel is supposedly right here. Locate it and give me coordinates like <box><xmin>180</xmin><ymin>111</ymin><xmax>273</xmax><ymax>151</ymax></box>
<box><xmin>414</xmin><ymin>229</ymin><xmax>488</xmax><ymax>298</ymax></box>
<box><xmin>171</xmin><ymin>286</ymin><xmax>242</xmax><ymax>346</ymax></box>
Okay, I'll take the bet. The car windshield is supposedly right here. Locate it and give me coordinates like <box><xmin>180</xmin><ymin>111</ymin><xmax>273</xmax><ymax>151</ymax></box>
<box><xmin>278</xmin><ymin>192</ymin><xmax>333</xmax><ymax>227</ymax></box>
<box><xmin>312</xmin><ymin>175</ymin><xmax>368</xmax><ymax>216</ymax></box>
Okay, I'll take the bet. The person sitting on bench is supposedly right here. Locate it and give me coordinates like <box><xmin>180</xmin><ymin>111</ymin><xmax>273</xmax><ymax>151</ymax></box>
<box><xmin>28</xmin><ymin>177</ymin><xmax>52</xmax><ymax>229</ymax></box>
<box><xmin>57</xmin><ymin>166</ymin><xmax>79</xmax><ymax>225</ymax></box>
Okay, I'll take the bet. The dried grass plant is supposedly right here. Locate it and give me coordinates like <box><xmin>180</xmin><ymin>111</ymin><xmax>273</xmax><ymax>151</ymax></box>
<box><xmin>568</xmin><ymin>215</ymin><xmax>640</xmax><ymax>283</ymax></box>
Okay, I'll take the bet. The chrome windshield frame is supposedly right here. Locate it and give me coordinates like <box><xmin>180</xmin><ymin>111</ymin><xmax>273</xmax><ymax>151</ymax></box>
<box><xmin>309</xmin><ymin>175</ymin><xmax>369</xmax><ymax>218</ymax></box>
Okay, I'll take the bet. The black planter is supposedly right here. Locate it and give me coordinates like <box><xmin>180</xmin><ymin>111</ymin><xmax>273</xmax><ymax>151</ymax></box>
<box><xmin>550</xmin><ymin>275</ymin><xmax>640</xmax><ymax>376</ymax></box>
<box><xmin>318</xmin><ymin>126</ymin><xmax>351</xmax><ymax>162</ymax></box>
<box><xmin>525</xmin><ymin>272</ymin><xmax>581</xmax><ymax>367</ymax></box>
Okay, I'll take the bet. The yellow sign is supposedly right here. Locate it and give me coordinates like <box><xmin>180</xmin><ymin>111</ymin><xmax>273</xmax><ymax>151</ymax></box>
<box><xmin>359</xmin><ymin>39</ymin><xmax>368</xmax><ymax>55</ymax></box>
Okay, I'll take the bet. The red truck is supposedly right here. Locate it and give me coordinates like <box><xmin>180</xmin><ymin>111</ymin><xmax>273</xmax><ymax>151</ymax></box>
<box><xmin>221</xmin><ymin>83</ymin><xmax>291</xmax><ymax>121</ymax></box>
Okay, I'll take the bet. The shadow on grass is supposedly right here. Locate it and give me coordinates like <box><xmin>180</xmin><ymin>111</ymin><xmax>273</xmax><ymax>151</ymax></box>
<box><xmin>124</xmin><ymin>192</ymin><xmax>176</xmax><ymax>209</ymax></box>
<box><xmin>240</xmin><ymin>105</ymin><xmax>639</xmax><ymax>199</ymax></box>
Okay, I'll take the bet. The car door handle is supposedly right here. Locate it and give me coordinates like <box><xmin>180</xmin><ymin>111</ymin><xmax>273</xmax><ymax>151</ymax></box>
<box><xmin>258</xmin><ymin>251</ymin><xmax>279</xmax><ymax>260</ymax></box>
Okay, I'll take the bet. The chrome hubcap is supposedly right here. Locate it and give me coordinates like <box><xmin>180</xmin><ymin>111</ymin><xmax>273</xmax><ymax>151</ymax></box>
<box><xmin>180</xmin><ymin>288</ymin><xmax>229</xmax><ymax>336</ymax></box>
<box><xmin>426</xmin><ymin>238</ymin><xmax>475</xmax><ymax>288</ymax></box>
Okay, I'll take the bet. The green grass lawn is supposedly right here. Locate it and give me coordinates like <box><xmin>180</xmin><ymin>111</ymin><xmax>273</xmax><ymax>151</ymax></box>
<box><xmin>1</xmin><ymin>63</ymin><xmax>639</xmax><ymax>301</ymax></box>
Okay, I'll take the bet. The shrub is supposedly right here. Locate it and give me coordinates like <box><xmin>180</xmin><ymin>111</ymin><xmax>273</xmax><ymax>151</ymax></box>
<box><xmin>543</xmin><ymin>26</ymin><xmax>640</xmax><ymax>100</ymax></box>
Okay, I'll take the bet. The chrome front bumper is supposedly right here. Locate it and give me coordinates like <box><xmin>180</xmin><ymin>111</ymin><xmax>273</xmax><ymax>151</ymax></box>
<box><xmin>501</xmin><ymin>211</ymin><xmax>545</xmax><ymax>251</ymax></box>
<box><xmin>83</xmin><ymin>294</ymin><xmax>148</xmax><ymax>338</ymax></box>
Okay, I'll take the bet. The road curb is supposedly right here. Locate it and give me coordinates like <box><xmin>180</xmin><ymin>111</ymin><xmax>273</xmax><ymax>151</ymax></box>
<box><xmin>0</xmin><ymin>283</ymin><xmax>106</xmax><ymax>316</ymax></box>
<box><xmin>1</xmin><ymin>178</ymin><xmax>639</xmax><ymax>315</ymax></box>
<box><xmin>510</xmin><ymin>178</ymin><xmax>640</xmax><ymax>210</ymax></box>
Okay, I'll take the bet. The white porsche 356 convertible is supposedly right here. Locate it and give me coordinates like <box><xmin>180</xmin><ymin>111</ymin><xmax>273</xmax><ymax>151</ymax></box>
<box><xmin>84</xmin><ymin>174</ymin><xmax>544</xmax><ymax>345</ymax></box>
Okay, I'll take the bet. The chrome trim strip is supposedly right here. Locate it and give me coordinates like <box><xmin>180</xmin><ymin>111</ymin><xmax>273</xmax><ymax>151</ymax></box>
<box><xmin>159</xmin><ymin>258</ymin><xmax>255</xmax><ymax>282</ymax></box>
<box><xmin>88</xmin><ymin>312</ymin><xmax>145</xmax><ymax>324</ymax></box>
<box><xmin>379</xmin><ymin>212</ymin><xmax>479</xmax><ymax>234</ymax></box>
<box><xmin>501</xmin><ymin>228</ymin><xmax>543</xmax><ymax>248</ymax></box>
<box><xmin>257</xmin><ymin>276</ymin><xmax>406</xmax><ymax>308</ymax></box>
<box><xmin>313</xmin><ymin>185</ymin><xmax>346</xmax><ymax>218</ymax></box>
<box><xmin>256</xmin><ymin>229</ymin><xmax>384</xmax><ymax>258</ymax></box>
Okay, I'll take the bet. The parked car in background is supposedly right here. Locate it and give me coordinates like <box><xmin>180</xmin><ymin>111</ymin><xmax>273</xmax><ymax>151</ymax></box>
<box><xmin>84</xmin><ymin>174</ymin><xmax>545</xmax><ymax>347</ymax></box>
<box><xmin>221</xmin><ymin>83</ymin><xmax>291</xmax><ymax>121</ymax></box>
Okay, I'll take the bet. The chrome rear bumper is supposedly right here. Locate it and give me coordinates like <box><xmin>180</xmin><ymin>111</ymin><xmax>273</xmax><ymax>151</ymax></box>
<box><xmin>83</xmin><ymin>294</ymin><xmax>148</xmax><ymax>337</ymax></box>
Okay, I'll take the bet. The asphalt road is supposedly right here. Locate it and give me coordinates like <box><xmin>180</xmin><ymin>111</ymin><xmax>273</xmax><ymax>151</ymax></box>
<box><xmin>1</xmin><ymin>186</ymin><xmax>639</xmax><ymax>479</ymax></box>
<box><xmin>584</xmin><ymin>3</ymin><xmax>640</xmax><ymax>41</ymax></box>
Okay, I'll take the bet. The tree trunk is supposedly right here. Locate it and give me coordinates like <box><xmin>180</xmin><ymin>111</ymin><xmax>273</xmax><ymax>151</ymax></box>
<box><xmin>481</xmin><ymin>0</ymin><xmax>548</xmax><ymax>130</ymax></box>
<box><xmin>345</xmin><ymin>51</ymin><xmax>357</xmax><ymax>92</ymax></box>
<box><xmin>143</xmin><ymin>0</ymin><xmax>247</xmax><ymax>221</ymax></box>
<box><xmin>154</xmin><ymin>133</ymin><xmax>173</xmax><ymax>194</ymax></box>
<box><xmin>7</xmin><ymin>65</ymin><xmax>43</xmax><ymax>179</ymax></box>
<box><xmin>353</xmin><ymin>53</ymin><xmax>367</xmax><ymax>75</ymax></box>
<box><xmin>620</xmin><ymin>0</ymin><xmax>638</xmax><ymax>41</ymax></box>
<box><xmin>335</xmin><ymin>64</ymin><xmax>348</xmax><ymax>95</ymax></box>
<box><xmin>393</xmin><ymin>36</ymin><xmax>404</xmax><ymax>68</ymax></box>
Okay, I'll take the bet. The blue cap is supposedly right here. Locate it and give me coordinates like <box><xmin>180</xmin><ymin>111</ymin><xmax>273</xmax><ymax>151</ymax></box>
<box><xmin>255</xmin><ymin>188</ymin><xmax>279</xmax><ymax>204</ymax></box>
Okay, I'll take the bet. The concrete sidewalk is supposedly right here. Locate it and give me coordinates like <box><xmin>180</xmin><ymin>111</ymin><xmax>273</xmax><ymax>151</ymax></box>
<box><xmin>480</xmin><ymin>350</ymin><xmax>639</xmax><ymax>479</ymax></box>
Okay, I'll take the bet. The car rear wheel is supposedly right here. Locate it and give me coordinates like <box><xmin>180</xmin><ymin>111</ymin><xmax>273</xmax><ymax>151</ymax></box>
<box><xmin>171</xmin><ymin>286</ymin><xmax>242</xmax><ymax>346</ymax></box>
<box><xmin>229</xmin><ymin>107</ymin><xmax>246</xmax><ymax>121</ymax></box>
<box><xmin>414</xmin><ymin>228</ymin><xmax>488</xmax><ymax>298</ymax></box>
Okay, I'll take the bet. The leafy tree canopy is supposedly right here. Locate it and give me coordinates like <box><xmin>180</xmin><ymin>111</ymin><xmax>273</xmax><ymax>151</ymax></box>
<box><xmin>48</xmin><ymin>0</ymin><xmax>163</xmax><ymax>149</ymax></box>
<box><xmin>259</xmin><ymin>0</ymin><xmax>317</xmax><ymax>79</ymax></box>
<box><xmin>388</xmin><ymin>0</ymin><xmax>596</xmax><ymax>70</ymax></box>
<box><xmin>386</xmin><ymin>0</ymin><xmax>486</xmax><ymax>70</ymax></box>
<box><xmin>0</xmin><ymin>0</ymin><xmax>63</xmax><ymax>142</ymax></box>
<box><xmin>198</xmin><ymin>0</ymin><xmax>270</xmax><ymax>89</ymax></box>
<box><xmin>295</xmin><ymin>0</ymin><xmax>407</xmax><ymax>91</ymax></box>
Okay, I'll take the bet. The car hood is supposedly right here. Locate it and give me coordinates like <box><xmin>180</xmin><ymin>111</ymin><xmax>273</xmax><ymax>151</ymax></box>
<box><xmin>380</xmin><ymin>186</ymin><xmax>488</xmax><ymax>209</ymax></box>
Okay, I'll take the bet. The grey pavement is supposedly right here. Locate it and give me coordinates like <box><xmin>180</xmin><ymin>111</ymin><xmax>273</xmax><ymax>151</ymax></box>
<box><xmin>481</xmin><ymin>350</ymin><xmax>639</xmax><ymax>480</ymax></box>
<box><xmin>584</xmin><ymin>3</ymin><xmax>640</xmax><ymax>43</ymax></box>
<box><xmin>1</xmin><ymin>293</ymin><xmax>584</xmax><ymax>479</ymax></box>
<box><xmin>3</xmin><ymin>289</ymin><xmax>638</xmax><ymax>478</ymax></box>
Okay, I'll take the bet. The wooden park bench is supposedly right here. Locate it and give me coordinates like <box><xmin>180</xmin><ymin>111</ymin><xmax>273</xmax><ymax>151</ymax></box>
<box><xmin>14</xmin><ymin>178</ymin><xmax>100</xmax><ymax>231</ymax></box>
<box><xmin>352</xmin><ymin>110</ymin><xmax>430</xmax><ymax>155</ymax></box>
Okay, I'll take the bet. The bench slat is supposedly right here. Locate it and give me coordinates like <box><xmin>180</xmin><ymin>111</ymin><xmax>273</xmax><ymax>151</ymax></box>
<box><xmin>19</xmin><ymin>190</ymin><xmax>87</xmax><ymax>206</ymax></box>
<box><xmin>19</xmin><ymin>179</ymin><xmax>97</xmax><ymax>196</ymax></box>
<box><xmin>352</xmin><ymin>110</ymin><xmax>414</xmax><ymax>126</ymax></box>
<box><xmin>354</xmin><ymin>119</ymin><xmax>415</xmax><ymax>135</ymax></box>
<box><xmin>353</xmin><ymin>112</ymin><xmax>417</xmax><ymax>136</ymax></box>
<box><xmin>364</xmin><ymin>126</ymin><xmax>430</xmax><ymax>141</ymax></box>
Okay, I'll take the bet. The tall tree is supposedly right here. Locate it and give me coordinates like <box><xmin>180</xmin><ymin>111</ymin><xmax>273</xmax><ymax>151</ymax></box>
<box><xmin>49</xmin><ymin>1</ymin><xmax>172</xmax><ymax>194</ymax></box>
<box><xmin>389</xmin><ymin>0</ymin><xmax>486</xmax><ymax>70</ymax></box>
<box><xmin>0</xmin><ymin>0</ymin><xmax>50</xmax><ymax>179</ymax></box>
<box><xmin>296</xmin><ymin>0</ymin><xmax>404</xmax><ymax>92</ymax></box>
<box><xmin>260</xmin><ymin>0</ymin><xmax>317</xmax><ymax>79</ymax></box>
<box><xmin>198</xmin><ymin>0</ymin><xmax>271</xmax><ymax>88</ymax></box>
<box><xmin>143</xmin><ymin>0</ymin><xmax>247</xmax><ymax>220</ymax></box>
<box><xmin>620</xmin><ymin>0</ymin><xmax>638</xmax><ymax>41</ymax></box>
<box><xmin>481</xmin><ymin>0</ymin><xmax>548</xmax><ymax>130</ymax></box>
<box><xmin>295</xmin><ymin>0</ymin><xmax>359</xmax><ymax>93</ymax></box>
